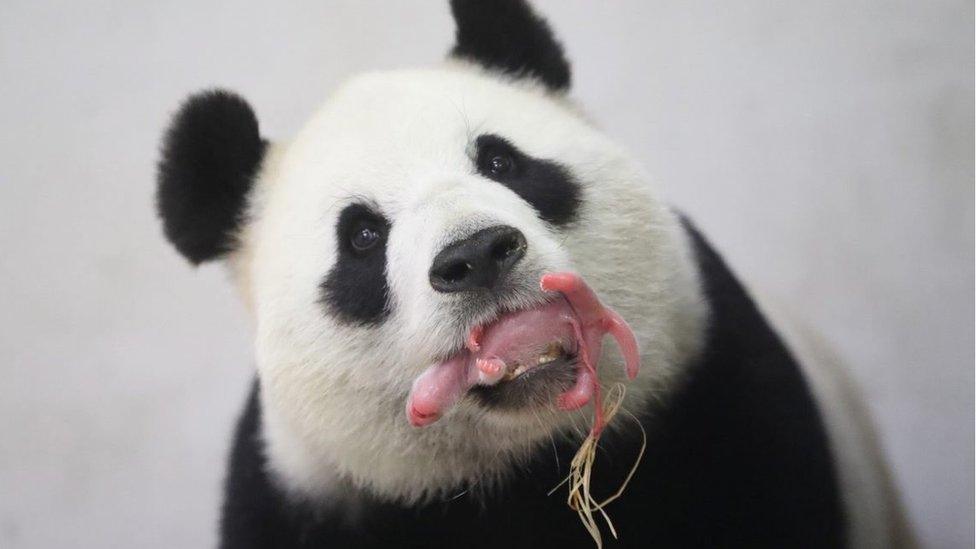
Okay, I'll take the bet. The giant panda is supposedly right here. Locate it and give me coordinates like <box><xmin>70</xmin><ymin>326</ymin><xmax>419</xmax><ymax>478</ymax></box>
<box><xmin>155</xmin><ymin>1</ymin><xmax>911</xmax><ymax>548</ymax></box>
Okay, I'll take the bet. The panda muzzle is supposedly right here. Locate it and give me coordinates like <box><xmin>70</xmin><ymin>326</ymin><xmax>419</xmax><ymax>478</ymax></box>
<box><xmin>406</xmin><ymin>272</ymin><xmax>640</xmax><ymax>427</ymax></box>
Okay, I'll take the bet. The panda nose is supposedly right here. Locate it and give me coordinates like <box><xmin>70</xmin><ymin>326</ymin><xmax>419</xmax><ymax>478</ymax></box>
<box><xmin>429</xmin><ymin>226</ymin><xmax>528</xmax><ymax>293</ymax></box>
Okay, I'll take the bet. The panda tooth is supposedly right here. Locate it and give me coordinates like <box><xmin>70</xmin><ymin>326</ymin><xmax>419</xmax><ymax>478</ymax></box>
<box><xmin>498</xmin><ymin>344</ymin><xmax>569</xmax><ymax>382</ymax></box>
<box><xmin>502</xmin><ymin>361</ymin><xmax>520</xmax><ymax>381</ymax></box>
<box><xmin>537</xmin><ymin>342</ymin><xmax>564</xmax><ymax>365</ymax></box>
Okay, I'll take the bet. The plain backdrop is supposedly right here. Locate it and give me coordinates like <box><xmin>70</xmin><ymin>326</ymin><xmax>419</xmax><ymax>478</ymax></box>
<box><xmin>0</xmin><ymin>1</ymin><xmax>972</xmax><ymax>547</ymax></box>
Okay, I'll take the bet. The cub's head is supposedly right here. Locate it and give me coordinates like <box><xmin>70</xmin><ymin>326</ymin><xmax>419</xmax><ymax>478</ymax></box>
<box><xmin>157</xmin><ymin>0</ymin><xmax>705</xmax><ymax>504</ymax></box>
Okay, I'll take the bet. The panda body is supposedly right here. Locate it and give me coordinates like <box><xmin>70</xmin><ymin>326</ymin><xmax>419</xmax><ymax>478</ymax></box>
<box><xmin>219</xmin><ymin>222</ymin><xmax>844</xmax><ymax>549</ymax></box>
<box><xmin>155</xmin><ymin>2</ymin><xmax>909</xmax><ymax>548</ymax></box>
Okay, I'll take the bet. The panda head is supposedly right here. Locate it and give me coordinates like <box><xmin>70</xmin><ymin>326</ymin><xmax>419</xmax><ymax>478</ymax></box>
<box><xmin>157</xmin><ymin>0</ymin><xmax>706</xmax><ymax>504</ymax></box>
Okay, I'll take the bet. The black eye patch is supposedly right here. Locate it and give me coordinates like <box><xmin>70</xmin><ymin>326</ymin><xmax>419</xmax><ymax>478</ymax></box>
<box><xmin>320</xmin><ymin>203</ymin><xmax>392</xmax><ymax>326</ymax></box>
<box><xmin>474</xmin><ymin>134</ymin><xmax>581</xmax><ymax>226</ymax></box>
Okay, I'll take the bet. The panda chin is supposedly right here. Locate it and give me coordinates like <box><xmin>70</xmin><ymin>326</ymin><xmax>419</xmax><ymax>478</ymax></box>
<box><xmin>468</xmin><ymin>352</ymin><xmax>579</xmax><ymax>411</ymax></box>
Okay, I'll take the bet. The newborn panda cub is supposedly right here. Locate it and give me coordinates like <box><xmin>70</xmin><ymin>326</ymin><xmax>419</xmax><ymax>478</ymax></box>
<box><xmin>156</xmin><ymin>1</ymin><xmax>890</xmax><ymax>548</ymax></box>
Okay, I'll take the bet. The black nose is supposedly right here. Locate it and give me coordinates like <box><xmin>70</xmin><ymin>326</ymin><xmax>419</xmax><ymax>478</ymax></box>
<box><xmin>429</xmin><ymin>226</ymin><xmax>528</xmax><ymax>293</ymax></box>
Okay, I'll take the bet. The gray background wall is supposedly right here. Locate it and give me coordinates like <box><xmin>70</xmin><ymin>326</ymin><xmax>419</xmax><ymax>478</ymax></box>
<box><xmin>0</xmin><ymin>1</ymin><xmax>971</xmax><ymax>547</ymax></box>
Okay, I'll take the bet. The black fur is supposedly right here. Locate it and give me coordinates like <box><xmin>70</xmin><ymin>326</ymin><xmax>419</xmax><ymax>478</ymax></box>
<box><xmin>218</xmin><ymin>219</ymin><xmax>847</xmax><ymax>548</ymax></box>
<box><xmin>156</xmin><ymin>90</ymin><xmax>266</xmax><ymax>264</ymax></box>
<box><xmin>450</xmin><ymin>0</ymin><xmax>571</xmax><ymax>91</ymax></box>
<box><xmin>475</xmin><ymin>134</ymin><xmax>582</xmax><ymax>226</ymax></box>
<box><xmin>320</xmin><ymin>203</ymin><xmax>392</xmax><ymax>325</ymax></box>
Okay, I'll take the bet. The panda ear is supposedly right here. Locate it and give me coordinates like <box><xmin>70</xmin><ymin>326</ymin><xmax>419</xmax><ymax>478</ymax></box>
<box><xmin>156</xmin><ymin>90</ymin><xmax>266</xmax><ymax>264</ymax></box>
<box><xmin>448</xmin><ymin>0</ymin><xmax>571</xmax><ymax>91</ymax></box>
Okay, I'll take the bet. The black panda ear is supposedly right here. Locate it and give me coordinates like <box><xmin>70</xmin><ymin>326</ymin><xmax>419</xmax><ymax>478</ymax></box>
<box><xmin>156</xmin><ymin>90</ymin><xmax>266</xmax><ymax>264</ymax></box>
<box><xmin>449</xmin><ymin>0</ymin><xmax>571</xmax><ymax>91</ymax></box>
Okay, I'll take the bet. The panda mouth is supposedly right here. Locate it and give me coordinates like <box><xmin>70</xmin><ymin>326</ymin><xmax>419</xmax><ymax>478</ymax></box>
<box><xmin>500</xmin><ymin>341</ymin><xmax>570</xmax><ymax>381</ymax></box>
<box><xmin>406</xmin><ymin>272</ymin><xmax>640</xmax><ymax>427</ymax></box>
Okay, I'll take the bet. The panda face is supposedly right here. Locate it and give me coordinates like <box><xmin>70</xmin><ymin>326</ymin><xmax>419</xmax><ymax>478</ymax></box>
<box><xmin>236</xmin><ymin>67</ymin><xmax>705</xmax><ymax>503</ymax></box>
<box><xmin>156</xmin><ymin>1</ymin><xmax>707</xmax><ymax>506</ymax></box>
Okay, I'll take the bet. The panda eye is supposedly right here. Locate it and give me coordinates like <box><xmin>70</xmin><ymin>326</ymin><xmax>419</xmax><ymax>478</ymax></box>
<box><xmin>488</xmin><ymin>154</ymin><xmax>515</xmax><ymax>176</ymax></box>
<box><xmin>476</xmin><ymin>140</ymin><xmax>518</xmax><ymax>179</ymax></box>
<box><xmin>473</xmin><ymin>133</ymin><xmax>581</xmax><ymax>226</ymax></box>
<box><xmin>350</xmin><ymin>225</ymin><xmax>381</xmax><ymax>252</ymax></box>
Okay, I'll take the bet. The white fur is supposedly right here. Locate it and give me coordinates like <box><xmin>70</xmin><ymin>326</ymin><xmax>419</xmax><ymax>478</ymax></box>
<box><xmin>231</xmin><ymin>64</ymin><xmax>707</xmax><ymax>505</ymax></box>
